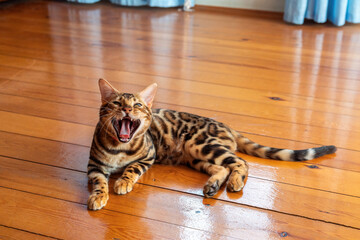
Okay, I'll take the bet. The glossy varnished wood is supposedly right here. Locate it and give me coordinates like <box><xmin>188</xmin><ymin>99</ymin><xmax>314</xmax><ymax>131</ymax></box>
<box><xmin>0</xmin><ymin>226</ymin><xmax>55</xmax><ymax>240</ymax></box>
<box><xmin>1</xmin><ymin>156</ymin><xmax>359</xmax><ymax>239</ymax></box>
<box><xmin>1</xmin><ymin>137</ymin><xmax>359</xmax><ymax>228</ymax></box>
<box><xmin>1</xmin><ymin>0</ymin><xmax>360</xmax><ymax>239</ymax></box>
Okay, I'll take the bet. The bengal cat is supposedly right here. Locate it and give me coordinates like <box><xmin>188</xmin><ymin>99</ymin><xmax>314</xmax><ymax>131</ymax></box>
<box><xmin>87</xmin><ymin>78</ymin><xmax>336</xmax><ymax>210</ymax></box>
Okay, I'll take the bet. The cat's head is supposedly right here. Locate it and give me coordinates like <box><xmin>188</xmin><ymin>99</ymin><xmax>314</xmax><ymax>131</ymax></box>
<box><xmin>98</xmin><ymin>78</ymin><xmax>157</xmax><ymax>144</ymax></box>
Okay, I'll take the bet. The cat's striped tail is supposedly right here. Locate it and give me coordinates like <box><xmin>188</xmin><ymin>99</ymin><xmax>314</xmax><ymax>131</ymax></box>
<box><xmin>232</xmin><ymin>131</ymin><xmax>336</xmax><ymax>161</ymax></box>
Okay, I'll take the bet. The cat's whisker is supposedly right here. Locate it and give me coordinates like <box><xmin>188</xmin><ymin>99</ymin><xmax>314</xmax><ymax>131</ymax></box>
<box><xmin>100</xmin><ymin>116</ymin><xmax>115</xmax><ymax>134</ymax></box>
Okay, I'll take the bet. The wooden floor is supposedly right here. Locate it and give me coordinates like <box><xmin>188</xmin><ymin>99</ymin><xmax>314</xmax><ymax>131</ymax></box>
<box><xmin>0</xmin><ymin>0</ymin><xmax>360</xmax><ymax>239</ymax></box>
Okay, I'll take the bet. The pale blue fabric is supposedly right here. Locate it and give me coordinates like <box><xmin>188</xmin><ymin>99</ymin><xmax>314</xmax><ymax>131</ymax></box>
<box><xmin>68</xmin><ymin>0</ymin><xmax>195</xmax><ymax>8</ymax></box>
<box><xmin>284</xmin><ymin>0</ymin><xmax>360</xmax><ymax>26</ymax></box>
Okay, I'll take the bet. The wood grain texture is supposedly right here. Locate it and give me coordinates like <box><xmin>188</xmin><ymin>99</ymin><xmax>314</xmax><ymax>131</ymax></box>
<box><xmin>1</xmin><ymin>187</ymin><xmax>222</xmax><ymax>240</ymax></box>
<box><xmin>1</xmin><ymin>156</ymin><xmax>359</xmax><ymax>239</ymax></box>
<box><xmin>0</xmin><ymin>226</ymin><xmax>56</xmax><ymax>240</ymax></box>
<box><xmin>0</xmin><ymin>0</ymin><xmax>359</xmax><ymax>239</ymax></box>
<box><xmin>1</xmin><ymin>147</ymin><xmax>360</xmax><ymax>229</ymax></box>
<box><xmin>2</xmin><ymin>111</ymin><xmax>360</xmax><ymax>197</ymax></box>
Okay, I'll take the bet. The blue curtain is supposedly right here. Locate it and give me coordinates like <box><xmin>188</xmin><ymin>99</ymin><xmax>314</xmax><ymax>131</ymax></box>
<box><xmin>68</xmin><ymin>0</ymin><xmax>195</xmax><ymax>8</ymax></box>
<box><xmin>284</xmin><ymin>0</ymin><xmax>360</xmax><ymax>26</ymax></box>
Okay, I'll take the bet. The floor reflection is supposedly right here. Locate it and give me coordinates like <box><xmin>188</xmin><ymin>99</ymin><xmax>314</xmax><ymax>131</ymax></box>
<box><xmin>47</xmin><ymin>3</ymin><xmax>105</xmax><ymax>77</ymax></box>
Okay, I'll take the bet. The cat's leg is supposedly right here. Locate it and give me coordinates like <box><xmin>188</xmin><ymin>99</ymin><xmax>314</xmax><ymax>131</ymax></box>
<box><xmin>188</xmin><ymin>143</ymin><xmax>248</xmax><ymax>196</ymax></box>
<box><xmin>87</xmin><ymin>167</ymin><xmax>110</xmax><ymax>210</ymax></box>
<box><xmin>114</xmin><ymin>158</ymin><xmax>155</xmax><ymax>195</ymax></box>
<box><xmin>188</xmin><ymin>159</ymin><xmax>230</xmax><ymax>197</ymax></box>
<box><xmin>222</xmin><ymin>155</ymin><xmax>249</xmax><ymax>192</ymax></box>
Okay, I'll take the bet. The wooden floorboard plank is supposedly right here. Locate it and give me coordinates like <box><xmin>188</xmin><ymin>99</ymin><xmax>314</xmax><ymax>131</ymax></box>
<box><xmin>0</xmin><ymin>133</ymin><xmax>359</xmax><ymax>229</ymax></box>
<box><xmin>2</xmin><ymin>24</ymin><xmax>358</xmax><ymax>89</ymax></box>
<box><xmin>0</xmin><ymin>55</ymin><xmax>359</xmax><ymax>118</ymax></box>
<box><xmin>1</xmin><ymin>22</ymin><xmax>359</xmax><ymax>79</ymax></box>
<box><xmin>0</xmin><ymin>111</ymin><xmax>358</xmax><ymax>195</ymax></box>
<box><xmin>0</xmin><ymin>47</ymin><xmax>359</xmax><ymax>105</ymax></box>
<box><xmin>1</xmin><ymin>77</ymin><xmax>359</xmax><ymax>150</ymax></box>
<box><xmin>1</xmin><ymin>82</ymin><xmax>359</xmax><ymax>155</ymax></box>
<box><xmin>0</xmin><ymin>7</ymin><xmax>343</xmax><ymax>43</ymax></box>
<box><xmin>0</xmin><ymin>187</ymin><xmax>226</xmax><ymax>240</ymax></box>
<box><xmin>2</xmin><ymin>89</ymin><xmax>360</xmax><ymax>173</ymax></box>
<box><xmin>1</xmin><ymin>64</ymin><xmax>359</xmax><ymax>106</ymax></box>
<box><xmin>1</xmin><ymin>156</ymin><xmax>359</xmax><ymax>235</ymax></box>
<box><xmin>1</xmin><ymin>111</ymin><xmax>358</xmax><ymax>196</ymax></box>
<box><xmin>0</xmin><ymin>107</ymin><xmax>352</xmax><ymax>180</ymax></box>
<box><xmin>0</xmin><ymin>32</ymin><xmax>360</xmax><ymax>95</ymax></box>
<box><xmin>3</xmin><ymin>6</ymin><xmax>360</xmax><ymax>62</ymax></box>
<box><xmin>0</xmin><ymin>81</ymin><xmax>358</xmax><ymax>136</ymax></box>
<box><xmin>4</xmin><ymin>0</ymin><xmax>359</xmax><ymax>44</ymax></box>
<box><xmin>0</xmin><ymin>226</ymin><xmax>57</xmax><ymax>240</ymax></box>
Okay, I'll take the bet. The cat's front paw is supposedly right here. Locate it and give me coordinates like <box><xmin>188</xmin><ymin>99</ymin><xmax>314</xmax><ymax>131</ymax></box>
<box><xmin>114</xmin><ymin>178</ymin><xmax>134</xmax><ymax>195</ymax></box>
<box><xmin>88</xmin><ymin>191</ymin><xmax>109</xmax><ymax>210</ymax></box>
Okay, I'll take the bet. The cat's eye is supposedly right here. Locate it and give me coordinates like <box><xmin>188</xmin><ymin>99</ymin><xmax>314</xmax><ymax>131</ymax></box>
<box><xmin>134</xmin><ymin>103</ymin><xmax>142</xmax><ymax>108</ymax></box>
<box><xmin>113</xmin><ymin>101</ymin><xmax>121</xmax><ymax>106</ymax></box>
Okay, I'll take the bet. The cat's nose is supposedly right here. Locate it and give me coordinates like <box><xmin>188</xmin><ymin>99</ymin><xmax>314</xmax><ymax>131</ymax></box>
<box><xmin>122</xmin><ymin>106</ymin><xmax>132</xmax><ymax>114</ymax></box>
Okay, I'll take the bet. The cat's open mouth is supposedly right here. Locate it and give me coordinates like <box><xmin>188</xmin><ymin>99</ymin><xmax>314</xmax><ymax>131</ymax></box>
<box><xmin>112</xmin><ymin>117</ymin><xmax>141</xmax><ymax>143</ymax></box>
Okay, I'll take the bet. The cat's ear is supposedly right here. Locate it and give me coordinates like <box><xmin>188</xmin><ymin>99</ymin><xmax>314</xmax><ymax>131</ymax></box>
<box><xmin>98</xmin><ymin>78</ymin><xmax>118</xmax><ymax>104</ymax></box>
<box><xmin>139</xmin><ymin>83</ymin><xmax>157</xmax><ymax>109</ymax></box>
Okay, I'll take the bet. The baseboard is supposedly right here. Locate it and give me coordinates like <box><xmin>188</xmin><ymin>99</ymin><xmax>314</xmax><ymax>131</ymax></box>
<box><xmin>195</xmin><ymin>0</ymin><xmax>285</xmax><ymax>13</ymax></box>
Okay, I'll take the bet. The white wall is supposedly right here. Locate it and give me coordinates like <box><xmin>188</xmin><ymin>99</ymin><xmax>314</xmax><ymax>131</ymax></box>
<box><xmin>196</xmin><ymin>0</ymin><xmax>286</xmax><ymax>13</ymax></box>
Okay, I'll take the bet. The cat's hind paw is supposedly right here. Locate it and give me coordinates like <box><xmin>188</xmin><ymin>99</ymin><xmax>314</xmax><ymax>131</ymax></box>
<box><xmin>114</xmin><ymin>178</ymin><xmax>134</xmax><ymax>195</ymax></box>
<box><xmin>227</xmin><ymin>172</ymin><xmax>245</xmax><ymax>192</ymax></box>
<box><xmin>88</xmin><ymin>191</ymin><xmax>109</xmax><ymax>210</ymax></box>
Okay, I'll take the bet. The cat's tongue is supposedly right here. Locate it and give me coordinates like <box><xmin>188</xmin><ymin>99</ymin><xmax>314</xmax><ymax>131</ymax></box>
<box><xmin>120</xmin><ymin>119</ymin><xmax>131</xmax><ymax>139</ymax></box>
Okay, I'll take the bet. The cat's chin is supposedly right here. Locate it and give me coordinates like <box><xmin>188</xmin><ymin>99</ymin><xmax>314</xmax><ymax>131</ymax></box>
<box><xmin>119</xmin><ymin>138</ymin><xmax>130</xmax><ymax>143</ymax></box>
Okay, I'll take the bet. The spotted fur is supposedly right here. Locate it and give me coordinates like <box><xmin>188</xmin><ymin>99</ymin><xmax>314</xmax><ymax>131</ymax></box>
<box><xmin>87</xmin><ymin>79</ymin><xmax>337</xmax><ymax>210</ymax></box>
